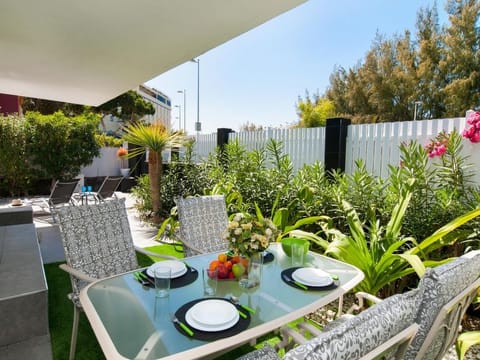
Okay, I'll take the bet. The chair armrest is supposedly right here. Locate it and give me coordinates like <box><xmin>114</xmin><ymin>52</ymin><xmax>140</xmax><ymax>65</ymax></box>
<box><xmin>297</xmin><ymin>321</ymin><xmax>323</xmax><ymax>337</ymax></box>
<box><xmin>346</xmin><ymin>291</ymin><xmax>383</xmax><ymax>314</ymax></box>
<box><xmin>134</xmin><ymin>246</ymin><xmax>178</xmax><ymax>260</ymax></box>
<box><xmin>59</xmin><ymin>263</ymin><xmax>97</xmax><ymax>283</ymax></box>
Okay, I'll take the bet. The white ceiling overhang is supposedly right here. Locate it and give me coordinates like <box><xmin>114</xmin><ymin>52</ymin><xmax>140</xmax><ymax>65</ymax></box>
<box><xmin>0</xmin><ymin>0</ymin><xmax>305</xmax><ymax>106</ymax></box>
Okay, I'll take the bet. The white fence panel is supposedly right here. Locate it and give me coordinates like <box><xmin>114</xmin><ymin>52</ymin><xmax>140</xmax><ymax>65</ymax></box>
<box><xmin>229</xmin><ymin>127</ymin><xmax>325</xmax><ymax>170</ymax></box>
<box><xmin>192</xmin><ymin>117</ymin><xmax>480</xmax><ymax>185</ymax></box>
<box><xmin>346</xmin><ymin>118</ymin><xmax>471</xmax><ymax>178</ymax></box>
<box><xmin>192</xmin><ymin>133</ymin><xmax>217</xmax><ymax>162</ymax></box>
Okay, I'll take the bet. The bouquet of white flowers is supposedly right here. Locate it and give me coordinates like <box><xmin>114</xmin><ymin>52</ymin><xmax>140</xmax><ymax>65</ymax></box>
<box><xmin>223</xmin><ymin>212</ymin><xmax>279</xmax><ymax>256</ymax></box>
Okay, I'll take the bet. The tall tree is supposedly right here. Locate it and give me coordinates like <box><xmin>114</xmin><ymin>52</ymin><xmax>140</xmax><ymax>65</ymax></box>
<box><xmin>441</xmin><ymin>0</ymin><xmax>480</xmax><ymax>116</ymax></box>
<box><xmin>415</xmin><ymin>4</ymin><xmax>447</xmax><ymax>119</ymax></box>
<box><xmin>296</xmin><ymin>92</ymin><xmax>336</xmax><ymax>127</ymax></box>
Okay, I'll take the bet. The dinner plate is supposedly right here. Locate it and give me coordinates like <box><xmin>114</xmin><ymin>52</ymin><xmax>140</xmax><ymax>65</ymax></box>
<box><xmin>185</xmin><ymin>300</ymin><xmax>239</xmax><ymax>331</ymax></box>
<box><xmin>292</xmin><ymin>267</ymin><xmax>333</xmax><ymax>287</ymax></box>
<box><xmin>146</xmin><ymin>260</ymin><xmax>187</xmax><ymax>278</ymax></box>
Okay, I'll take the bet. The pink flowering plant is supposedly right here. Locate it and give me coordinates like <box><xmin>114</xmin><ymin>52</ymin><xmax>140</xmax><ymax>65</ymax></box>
<box><xmin>462</xmin><ymin>111</ymin><xmax>480</xmax><ymax>143</ymax></box>
<box><xmin>425</xmin><ymin>130</ymin><xmax>449</xmax><ymax>158</ymax></box>
<box><xmin>223</xmin><ymin>212</ymin><xmax>279</xmax><ymax>256</ymax></box>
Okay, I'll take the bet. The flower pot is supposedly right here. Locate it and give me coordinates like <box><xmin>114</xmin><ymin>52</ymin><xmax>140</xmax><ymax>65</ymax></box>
<box><xmin>120</xmin><ymin>168</ymin><xmax>130</xmax><ymax>177</ymax></box>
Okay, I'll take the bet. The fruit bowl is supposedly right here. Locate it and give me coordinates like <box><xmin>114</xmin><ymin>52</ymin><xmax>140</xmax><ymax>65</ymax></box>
<box><xmin>208</xmin><ymin>253</ymin><xmax>249</xmax><ymax>280</ymax></box>
<box><xmin>281</xmin><ymin>237</ymin><xmax>310</xmax><ymax>257</ymax></box>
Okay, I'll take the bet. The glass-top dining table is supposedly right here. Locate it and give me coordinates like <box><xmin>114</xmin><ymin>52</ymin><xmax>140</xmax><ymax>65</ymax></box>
<box><xmin>80</xmin><ymin>243</ymin><xmax>364</xmax><ymax>360</ymax></box>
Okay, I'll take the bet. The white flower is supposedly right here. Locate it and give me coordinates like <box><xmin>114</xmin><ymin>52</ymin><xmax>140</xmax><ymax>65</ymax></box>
<box><xmin>234</xmin><ymin>228</ymin><xmax>243</xmax><ymax>236</ymax></box>
<box><xmin>233</xmin><ymin>213</ymin><xmax>243</xmax><ymax>222</ymax></box>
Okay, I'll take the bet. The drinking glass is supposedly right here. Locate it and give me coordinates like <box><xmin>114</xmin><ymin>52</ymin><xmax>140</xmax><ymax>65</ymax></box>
<box><xmin>202</xmin><ymin>268</ymin><xmax>218</xmax><ymax>296</ymax></box>
<box><xmin>291</xmin><ymin>243</ymin><xmax>305</xmax><ymax>267</ymax></box>
<box><xmin>154</xmin><ymin>267</ymin><xmax>171</xmax><ymax>298</ymax></box>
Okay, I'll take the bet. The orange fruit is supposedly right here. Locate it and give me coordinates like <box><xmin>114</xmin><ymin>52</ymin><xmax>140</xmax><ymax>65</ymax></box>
<box><xmin>218</xmin><ymin>253</ymin><xmax>227</xmax><ymax>263</ymax></box>
<box><xmin>231</xmin><ymin>255</ymin><xmax>240</xmax><ymax>264</ymax></box>
<box><xmin>209</xmin><ymin>260</ymin><xmax>219</xmax><ymax>271</ymax></box>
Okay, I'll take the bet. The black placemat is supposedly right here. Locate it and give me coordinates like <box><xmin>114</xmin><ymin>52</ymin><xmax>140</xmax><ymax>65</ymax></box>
<box><xmin>263</xmin><ymin>251</ymin><xmax>274</xmax><ymax>264</ymax></box>
<box><xmin>174</xmin><ymin>298</ymin><xmax>251</xmax><ymax>341</ymax></box>
<box><xmin>140</xmin><ymin>265</ymin><xmax>198</xmax><ymax>289</ymax></box>
<box><xmin>281</xmin><ymin>267</ymin><xmax>338</xmax><ymax>291</ymax></box>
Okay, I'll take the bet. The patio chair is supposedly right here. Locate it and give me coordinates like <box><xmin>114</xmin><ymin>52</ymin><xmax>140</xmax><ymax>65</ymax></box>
<box><xmin>56</xmin><ymin>198</ymin><xmax>177</xmax><ymax>360</ymax></box>
<box><xmin>34</xmin><ymin>179</ymin><xmax>80</xmax><ymax>221</ymax></box>
<box><xmin>175</xmin><ymin>195</ymin><xmax>229</xmax><ymax>257</ymax></box>
<box><xmin>93</xmin><ymin>176</ymin><xmax>124</xmax><ymax>202</ymax></box>
<box><xmin>237</xmin><ymin>289</ymin><xmax>420</xmax><ymax>360</ymax></box>
<box><xmin>332</xmin><ymin>251</ymin><xmax>480</xmax><ymax>360</ymax></box>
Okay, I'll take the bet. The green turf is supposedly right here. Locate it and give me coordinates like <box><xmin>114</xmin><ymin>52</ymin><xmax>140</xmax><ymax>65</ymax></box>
<box><xmin>44</xmin><ymin>244</ymin><xmax>290</xmax><ymax>359</ymax></box>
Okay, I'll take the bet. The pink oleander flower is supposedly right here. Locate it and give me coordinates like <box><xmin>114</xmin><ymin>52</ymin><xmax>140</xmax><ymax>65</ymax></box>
<box><xmin>425</xmin><ymin>131</ymin><xmax>450</xmax><ymax>158</ymax></box>
<box><xmin>463</xmin><ymin>111</ymin><xmax>480</xmax><ymax>143</ymax></box>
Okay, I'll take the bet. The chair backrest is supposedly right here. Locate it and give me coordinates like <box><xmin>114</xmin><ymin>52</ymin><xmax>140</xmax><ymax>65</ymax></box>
<box><xmin>406</xmin><ymin>251</ymin><xmax>480</xmax><ymax>360</ymax></box>
<box><xmin>96</xmin><ymin>176</ymin><xmax>123</xmax><ymax>201</ymax></box>
<box><xmin>283</xmin><ymin>289</ymin><xmax>420</xmax><ymax>360</ymax></box>
<box><xmin>56</xmin><ymin>198</ymin><xmax>139</xmax><ymax>297</ymax></box>
<box><xmin>175</xmin><ymin>195</ymin><xmax>229</xmax><ymax>257</ymax></box>
<box><xmin>49</xmin><ymin>179</ymin><xmax>80</xmax><ymax>206</ymax></box>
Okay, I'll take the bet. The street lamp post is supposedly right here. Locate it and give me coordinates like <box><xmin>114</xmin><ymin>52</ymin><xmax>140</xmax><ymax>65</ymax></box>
<box><xmin>177</xmin><ymin>89</ymin><xmax>186</xmax><ymax>132</ymax></box>
<box><xmin>414</xmin><ymin>101</ymin><xmax>422</xmax><ymax>121</ymax></box>
<box><xmin>191</xmin><ymin>58</ymin><xmax>201</xmax><ymax>135</ymax></box>
<box><xmin>174</xmin><ymin>105</ymin><xmax>182</xmax><ymax>131</ymax></box>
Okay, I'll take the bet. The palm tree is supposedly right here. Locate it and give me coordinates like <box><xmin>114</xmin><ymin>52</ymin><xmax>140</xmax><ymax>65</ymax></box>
<box><xmin>122</xmin><ymin>122</ymin><xmax>187</xmax><ymax>224</ymax></box>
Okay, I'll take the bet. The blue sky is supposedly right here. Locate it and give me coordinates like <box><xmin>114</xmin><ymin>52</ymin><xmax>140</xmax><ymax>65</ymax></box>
<box><xmin>147</xmin><ymin>0</ymin><xmax>447</xmax><ymax>135</ymax></box>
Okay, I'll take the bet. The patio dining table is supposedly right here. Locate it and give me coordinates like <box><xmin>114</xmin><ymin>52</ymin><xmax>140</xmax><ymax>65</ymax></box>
<box><xmin>79</xmin><ymin>243</ymin><xmax>364</xmax><ymax>360</ymax></box>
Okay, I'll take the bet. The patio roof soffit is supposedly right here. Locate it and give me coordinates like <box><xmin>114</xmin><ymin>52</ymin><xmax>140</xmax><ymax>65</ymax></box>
<box><xmin>0</xmin><ymin>0</ymin><xmax>306</xmax><ymax>106</ymax></box>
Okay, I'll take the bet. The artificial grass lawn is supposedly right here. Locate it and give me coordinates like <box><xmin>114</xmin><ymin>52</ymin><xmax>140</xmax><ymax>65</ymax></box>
<box><xmin>44</xmin><ymin>244</ymin><xmax>288</xmax><ymax>360</ymax></box>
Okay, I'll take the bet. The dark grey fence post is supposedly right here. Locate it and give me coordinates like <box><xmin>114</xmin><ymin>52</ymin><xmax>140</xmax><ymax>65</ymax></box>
<box><xmin>324</xmin><ymin>118</ymin><xmax>351</xmax><ymax>175</ymax></box>
<box><xmin>217</xmin><ymin>128</ymin><xmax>234</xmax><ymax>168</ymax></box>
<box><xmin>217</xmin><ymin>128</ymin><xmax>233</xmax><ymax>150</ymax></box>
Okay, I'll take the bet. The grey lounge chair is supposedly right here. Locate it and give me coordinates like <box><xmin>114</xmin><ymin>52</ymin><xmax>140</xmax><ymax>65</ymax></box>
<box><xmin>237</xmin><ymin>289</ymin><xmax>420</xmax><ymax>360</ymax></box>
<box><xmin>175</xmin><ymin>195</ymin><xmax>229</xmax><ymax>257</ymax></box>
<box><xmin>93</xmin><ymin>176</ymin><xmax>123</xmax><ymax>202</ymax></box>
<box><xmin>35</xmin><ymin>179</ymin><xmax>80</xmax><ymax>221</ymax></box>
<box><xmin>56</xmin><ymin>198</ymin><xmax>176</xmax><ymax>360</ymax></box>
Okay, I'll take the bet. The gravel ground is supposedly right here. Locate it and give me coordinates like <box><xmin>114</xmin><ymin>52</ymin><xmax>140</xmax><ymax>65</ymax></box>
<box><xmin>305</xmin><ymin>293</ymin><xmax>480</xmax><ymax>360</ymax></box>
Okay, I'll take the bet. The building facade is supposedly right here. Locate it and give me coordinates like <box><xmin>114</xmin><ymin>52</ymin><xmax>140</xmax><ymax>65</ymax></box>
<box><xmin>136</xmin><ymin>84</ymin><xmax>172</xmax><ymax>128</ymax></box>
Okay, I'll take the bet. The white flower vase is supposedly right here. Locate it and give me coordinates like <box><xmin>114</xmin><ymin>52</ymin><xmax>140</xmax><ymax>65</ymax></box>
<box><xmin>120</xmin><ymin>168</ymin><xmax>130</xmax><ymax>177</ymax></box>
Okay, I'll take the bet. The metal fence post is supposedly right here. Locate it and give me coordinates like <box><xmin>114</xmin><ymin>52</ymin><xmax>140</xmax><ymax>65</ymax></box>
<box><xmin>324</xmin><ymin>118</ymin><xmax>351</xmax><ymax>176</ymax></box>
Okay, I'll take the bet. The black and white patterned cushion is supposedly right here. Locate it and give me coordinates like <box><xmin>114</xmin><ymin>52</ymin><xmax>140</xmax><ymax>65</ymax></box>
<box><xmin>57</xmin><ymin>198</ymin><xmax>139</xmax><ymax>305</ymax></box>
<box><xmin>283</xmin><ymin>289</ymin><xmax>420</xmax><ymax>360</ymax></box>
<box><xmin>236</xmin><ymin>344</ymin><xmax>281</xmax><ymax>360</ymax></box>
<box><xmin>405</xmin><ymin>253</ymin><xmax>480</xmax><ymax>360</ymax></box>
<box><xmin>175</xmin><ymin>195</ymin><xmax>229</xmax><ymax>257</ymax></box>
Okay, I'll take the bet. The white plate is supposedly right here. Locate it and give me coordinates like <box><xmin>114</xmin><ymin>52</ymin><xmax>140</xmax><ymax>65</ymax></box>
<box><xmin>190</xmin><ymin>300</ymin><xmax>238</xmax><ymax>326</ymax></box>
<box><xmin>292</xmin><ymin>268</ymin><xmax>333</xmax><ymax>287</ymax></box>
<box><xmin>185</xmin><ymin>300</ymin><xmax>239</xmax><ymax>331</ymax></box>
<box><xmin>146</xmin><ymin>260</ymin><xmax>187</xmax><ymax>278</ymax></box>
<box><xmin>186</xmin><ymin>310</ymin><xmax>239</xmax><ymax>332</ymax></box>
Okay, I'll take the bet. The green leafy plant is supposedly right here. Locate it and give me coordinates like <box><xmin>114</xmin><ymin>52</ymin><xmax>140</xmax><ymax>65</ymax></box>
<box><xmin>294</xmin><ymin>179</ymin><xmax>480</xmax><ymax>296</ymax></box>
<box><xmin>25</xmin><ymin>111</ymin><xmax>101</xmax><ymax>184</ymax></box>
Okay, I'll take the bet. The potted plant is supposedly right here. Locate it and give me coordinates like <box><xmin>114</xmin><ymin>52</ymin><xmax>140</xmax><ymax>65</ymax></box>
<box><xmin>117</xmin><ymin>146</ymin><xmax>130</xmax><ymax>176</ymax></box>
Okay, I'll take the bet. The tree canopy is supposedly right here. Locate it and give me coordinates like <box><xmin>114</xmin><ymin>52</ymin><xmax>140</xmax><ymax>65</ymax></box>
<box><xmin>321</xmin><ymin>0</ymin><xmax>480</xmax><ymax>124</ymax></box>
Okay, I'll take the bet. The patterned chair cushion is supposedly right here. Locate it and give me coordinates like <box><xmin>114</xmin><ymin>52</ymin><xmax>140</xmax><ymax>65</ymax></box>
<box><xmin>175</xmin><ymin>195</ymin><xmax>229</xmax><ymax>257</ymax></box>
<box><xmin>283</xmin><ymin>289</ymin><xmax>420</xmax><ymax>360</ymax></box>
<box><xmin>57</xmin><ymin>198</ymin><xmax>139</xmax><ymax>300</ymax></box>
<box><xmin>236</xmin><ymin>344</ymin><xmax>281</xmax><ymax>360</ymax></box>
<box><xmin>405</xmin><ymin>253</ymin><xmax>480</xmax><ymax>360</ymax></box>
